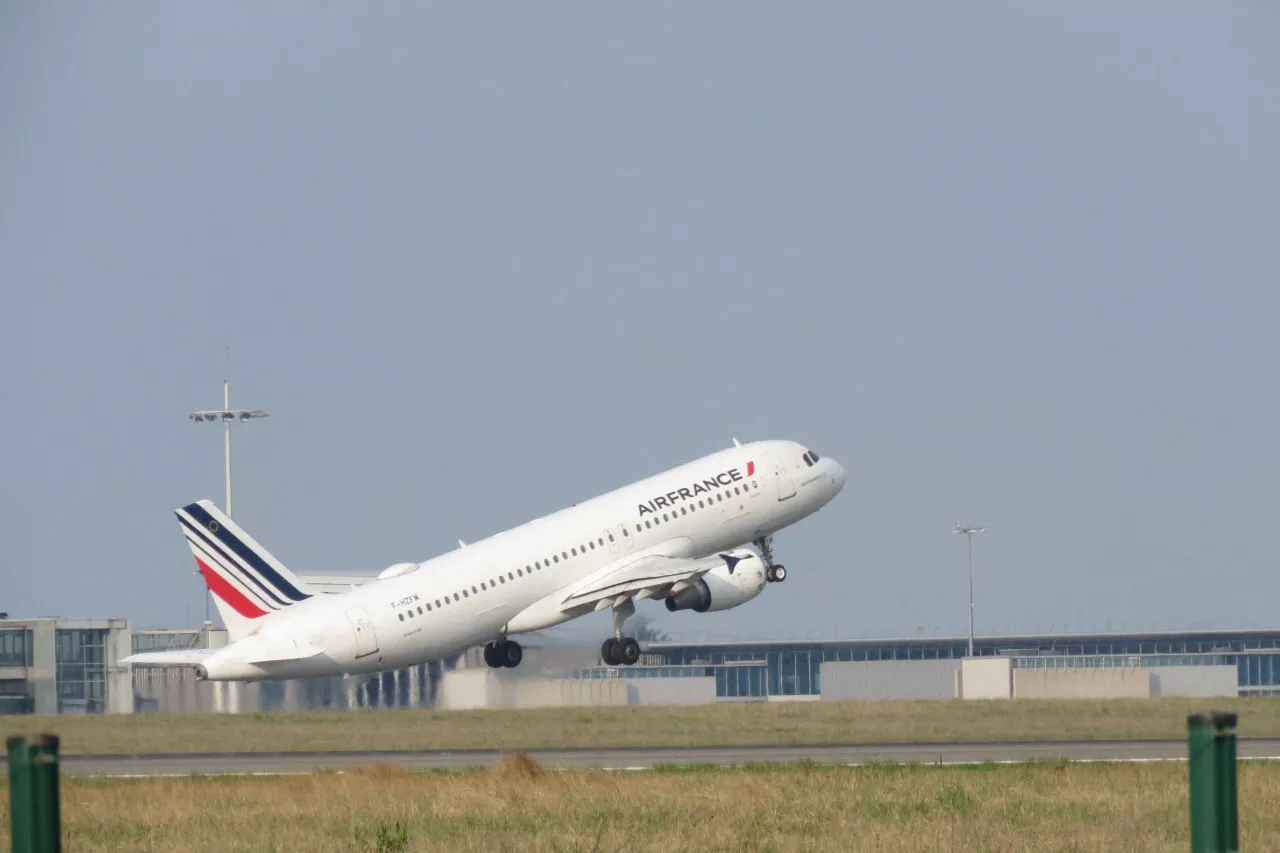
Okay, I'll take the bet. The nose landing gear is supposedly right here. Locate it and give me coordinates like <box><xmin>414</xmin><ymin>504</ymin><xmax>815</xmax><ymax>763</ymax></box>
<box><xmin>754</xmin><ymin>535</ymin><xmax>788</xmax><ymax>583</ymax></box>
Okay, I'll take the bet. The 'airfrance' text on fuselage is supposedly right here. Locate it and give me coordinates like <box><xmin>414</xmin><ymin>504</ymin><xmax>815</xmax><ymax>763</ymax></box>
<box><xmin>637</xmin><ymin>461</ymin><xmax>755</xmax><ymax>516</ymax></box>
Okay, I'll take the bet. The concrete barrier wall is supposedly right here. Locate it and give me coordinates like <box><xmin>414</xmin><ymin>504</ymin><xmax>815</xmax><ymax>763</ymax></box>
<box><xmin>960</xmin><ymin>658</ymin><xmax>1012</xmax><ymax>699</ymax></box>
<box><xmin>437</xmin><ymin>669</ymin><xmax>494</xmax><ymax>710</ymax></box>
<box><xmin>437</xmin><ymin>670</ymin><xmax>629</xmax><ymax>709</ymax></box>
<box><xmin>1150</xmin><ymin>665</ymin><xmax>1238</xmax><ymax>698</ymax></box>
<box><xmin>1013</xmin><ymin>667</ymin><xmax>1151</xmax><ymax>699</ymax></box>
<box><xmin>510</xmin><ymin>678</ymin><xmax>628</xmax><ymax>708</ymax></box>
<box><xmin>821</xmin><ymin>660</ymin><xmax>961</xmax><ymax>701</ymax></box>
<box><xmin>627</xmin><ymin>677</ymin><xmax>718</xmax><ymax>706</ymax></box>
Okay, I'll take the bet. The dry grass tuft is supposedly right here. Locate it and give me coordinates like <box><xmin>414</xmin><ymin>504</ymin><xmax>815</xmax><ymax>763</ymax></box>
<box><xmin>495</xmin><ymin>751</ymin><xmax>542</xmax><ymax>780</ymax></box>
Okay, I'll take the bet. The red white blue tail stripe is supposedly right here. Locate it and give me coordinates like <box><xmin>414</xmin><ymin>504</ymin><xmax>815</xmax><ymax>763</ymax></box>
<box><xmin>176</xmin><ymin>500</ymin><xmax>312</xmax><ymax>619</ymax></box>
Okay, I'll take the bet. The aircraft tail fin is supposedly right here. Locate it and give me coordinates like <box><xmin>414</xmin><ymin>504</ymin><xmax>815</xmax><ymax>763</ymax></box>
<box><xmin>175</xmin><ymin>500</ymin><xmax>316</xmax><ymax>641</ymax></box>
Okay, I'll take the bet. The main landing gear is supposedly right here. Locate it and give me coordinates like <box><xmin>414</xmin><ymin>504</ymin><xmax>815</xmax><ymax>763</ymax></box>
<box><xmin>754</xmin><ymin>535</ymin><xmax>788</xmax><ymax>584</ymax></box>
<box><xmin>483</xmin><ymin>639</ymin><xmax>523</xmax><ymax>668</ymax></box>
<box><xmin>601</xmin><ymin>595</ymin><xmax>642</xmax><ymax>667</ymax></box>
<box><xmin>601</xmin><ymin>636</ymin><xmax>641</xmax><ymax>667</ymax></box>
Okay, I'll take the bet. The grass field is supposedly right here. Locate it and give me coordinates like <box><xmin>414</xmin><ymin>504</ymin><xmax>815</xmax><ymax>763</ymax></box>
<box><xmin>2</xmin><ymin>758</ymin><xmax>1277</xmax><ymax>852</ymax></box>
<box><xmin>2</xmin><ymin>697</ymin><xmax>1278</xmax><ymax>756</ymax></box>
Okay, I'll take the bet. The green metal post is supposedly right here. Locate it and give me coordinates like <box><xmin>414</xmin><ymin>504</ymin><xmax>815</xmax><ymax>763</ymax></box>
<box><xmin>7</xmin><ymin>734</ymin><xmax>62</xmax><ymax>853</ymax></box>
<box><xmin>1212</xmin><ymin>712</ymin><xmax>1239</xmax><ymax>853</ymax></box>
<box><xmin>1188</xmin><ymin>713</ymin><xmax>1217</xmax><ymax>853</ymax></box>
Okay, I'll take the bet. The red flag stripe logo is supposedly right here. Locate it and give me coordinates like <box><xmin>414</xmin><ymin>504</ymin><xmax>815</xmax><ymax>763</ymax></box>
<box><xmin>195</xmin><ymin>556</ymin><xmax>269</xmax><ymax>618</ymax></box>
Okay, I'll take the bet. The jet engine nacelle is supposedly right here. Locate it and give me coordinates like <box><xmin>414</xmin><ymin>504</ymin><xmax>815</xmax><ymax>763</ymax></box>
<box><xmin>665</xmin><ymin>551</ymin><xmax>767</xmax><ymax>613</ymax></box>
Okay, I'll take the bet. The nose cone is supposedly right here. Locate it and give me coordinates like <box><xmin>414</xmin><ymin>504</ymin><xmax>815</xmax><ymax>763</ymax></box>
<box><xmin>829</xmin><ymin>459</ymin><xmax>846</xmax><ymax>494</ymax></box>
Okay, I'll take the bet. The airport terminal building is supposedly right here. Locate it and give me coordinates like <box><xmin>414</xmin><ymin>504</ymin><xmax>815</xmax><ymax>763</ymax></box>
<box><xmin>4</xmin><ymin>617</ymin><xmax>1280</xmax><ymax>714</ymax></box>
<box><xmin>625</xmin><ymin>628</ymin><xmax>1280</xmax><ymax>700</ymax></box>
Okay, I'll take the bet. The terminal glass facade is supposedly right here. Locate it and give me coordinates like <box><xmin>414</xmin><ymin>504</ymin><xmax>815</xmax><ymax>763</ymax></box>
<box><xmin>0</xmin><ymin>629</ymin><xmax>32</xmax><ymax>667</ymax></box>
<box><xmin>0</xmin><ymin>629</ymin><xmax>34</xmax><ymax>714</ymax></box>
<box><xmin>132</xmin><ymin>631</ymin><xmax>202</xmax><ymax>654</ymax></box>
<box><xmin>56</xmin><ymin>628</ymin><xmax>108</xmax><ymax>713</ymax></box>
<box><xmin>648</xmin><ymin>630</ymin><xmax>1280</xmax><ymax>697</ymax></box>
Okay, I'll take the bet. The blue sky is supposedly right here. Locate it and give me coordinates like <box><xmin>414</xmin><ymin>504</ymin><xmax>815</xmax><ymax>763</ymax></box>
<box><xmin>2</xmin><ymin>4</ymin><xmax>1278</xmax><ymax>640</ymax></box>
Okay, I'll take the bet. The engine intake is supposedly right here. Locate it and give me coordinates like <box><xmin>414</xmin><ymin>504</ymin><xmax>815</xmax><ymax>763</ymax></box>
<box><xmin>664</xmin><ymin>551</ymin><xmax>767</xmax><ymax>614</ymax></box>
<box><xmin>665</xmin><ymin>578</ymin><xmax>712</xmax><ymax>613</ymax></box>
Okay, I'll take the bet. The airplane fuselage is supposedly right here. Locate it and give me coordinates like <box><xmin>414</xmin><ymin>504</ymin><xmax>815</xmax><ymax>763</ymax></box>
<box><xmin>185</xmin><ymin>440</ymin><xmax>844</xmax><ymax>680</ymax></box>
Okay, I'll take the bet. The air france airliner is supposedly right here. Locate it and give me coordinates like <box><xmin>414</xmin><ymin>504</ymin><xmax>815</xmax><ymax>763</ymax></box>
<box><xmin>125</xmin><ymin>440</ymin><xmax>844</xmax><ymax>680</ymax></box>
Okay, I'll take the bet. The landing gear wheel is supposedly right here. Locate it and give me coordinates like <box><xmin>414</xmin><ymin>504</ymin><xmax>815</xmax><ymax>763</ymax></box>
<box><xmin>616</xmin><ymin>637</ymin><xmax>641</xmax><ymax>666</ymax></box>
<box><xmin>772</xmin><ymin>564</ymin><xmax>787</xmax><ymax>583</ymax></box>
<box><xmin>601</xmin><ymin>637</ymin><xmax>619</xmax><ymax>666</ymax></box>
<box><xmin>483</xmin><ymin>643</ymin><xmax>501</xmax><ymax>668</ymax></box>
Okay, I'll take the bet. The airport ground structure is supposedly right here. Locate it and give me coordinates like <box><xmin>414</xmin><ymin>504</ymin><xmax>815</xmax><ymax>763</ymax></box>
<box><xmin>3</xmin><ymin>616</ymin><xmax>1280</xmax><ymax>714</ymax></box>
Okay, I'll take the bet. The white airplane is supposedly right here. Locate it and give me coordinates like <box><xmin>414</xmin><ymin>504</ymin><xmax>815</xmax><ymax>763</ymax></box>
<box><xmin>124</xmin><ymin>440</ymin><xmax>845</xmax><ymax>680</ymax></box>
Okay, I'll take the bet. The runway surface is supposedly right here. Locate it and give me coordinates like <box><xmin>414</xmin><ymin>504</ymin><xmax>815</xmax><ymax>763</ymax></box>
<box><xmin>20</xmin><ymin>739</ymin><xmax>1280</xmax><ymax>776</ymax></box>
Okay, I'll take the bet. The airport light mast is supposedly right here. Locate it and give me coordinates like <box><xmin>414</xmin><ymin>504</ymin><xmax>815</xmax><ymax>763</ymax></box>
<box><xmin>953</xmin><ymin>523</ymin><xmax>986</xmax><ymax>658</ymax></box>
<box><xmin>189</xmin><ymin>374</ymin><xmax>268</xmax><ymax>619</ymax></box>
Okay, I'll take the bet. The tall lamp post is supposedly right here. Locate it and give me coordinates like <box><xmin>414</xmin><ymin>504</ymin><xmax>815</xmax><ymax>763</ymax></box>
<box><xmin>189</xmin><ymin>377</ymin><xmax>268</xmax><ymax>619</ymax></box>
<box><xmin>953</xmin><ymin>523</ymin><xmax>986</xmax><ymax>658</ymax></box>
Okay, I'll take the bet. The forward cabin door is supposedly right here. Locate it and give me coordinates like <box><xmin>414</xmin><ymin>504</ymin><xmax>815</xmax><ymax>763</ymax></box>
<box><xmin>765</xmin><ymin>453</ymin><xmax>796</xmax><ymax>501</ymax></box>
<box><xmin>345</xmin><ymin>606</ymin><xmax>379</xmax><ymax>658</ymax></box>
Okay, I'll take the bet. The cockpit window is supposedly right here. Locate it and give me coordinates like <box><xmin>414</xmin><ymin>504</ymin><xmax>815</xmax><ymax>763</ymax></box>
<box><xmin>810</xmin><ymin>451</ymin><xmax>820</xmax><ymax>462</ymax></box>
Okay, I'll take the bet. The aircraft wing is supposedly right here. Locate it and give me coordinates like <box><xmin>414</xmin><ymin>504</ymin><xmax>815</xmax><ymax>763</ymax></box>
<box><xmin>122</xmin><ymin>648</ymin><xmax>221</xmax><ymax>666</ymax></box>
<box><xmin>561</xmin><ymin>552</ymin><xmax>731</xmax><ymax>609</ymax></box>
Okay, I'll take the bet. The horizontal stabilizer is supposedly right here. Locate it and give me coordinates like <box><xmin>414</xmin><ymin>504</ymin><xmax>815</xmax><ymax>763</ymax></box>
<box><xmin>122</xmin><ymin>649</ymin><xmax>220</xmax><ymax>667</ymax></box>
<box><xmin>245</xmin><ymin>644</ymin><xmax>325</xmax><ymax>665</ymax></box>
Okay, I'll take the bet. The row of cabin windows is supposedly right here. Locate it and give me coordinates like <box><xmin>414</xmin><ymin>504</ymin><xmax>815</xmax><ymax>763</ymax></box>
<box><xmin>397</xmin><ymin>479</ymin><xmax>761</xmax><ymax>623</ymax></box>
